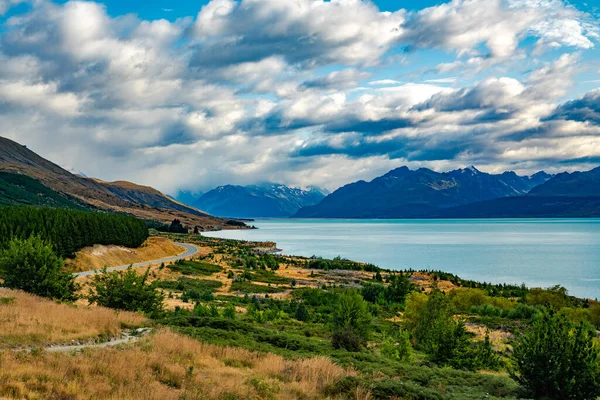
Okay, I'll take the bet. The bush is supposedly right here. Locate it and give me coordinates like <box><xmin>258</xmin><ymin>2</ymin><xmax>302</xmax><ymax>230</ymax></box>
<box><xmin>361</xmin><ymin>282</ymin><xmax>384</xmax><ymax>303</ymax></box>
<box><xmin>412</xmin><ymin>289</ymin><xmax>471</xmax><ymax>366</ymax></box>
<box><xmin>330</xmin><ymin>290</ymin><xmax>372</xmax><ymax>350</ymax></box>
<box><xmin>512</xmin><ymin>311</ymin><xmax>600</xmax><ymax>399</ymax></box>
<box><xmin>380</xmin><ymin>330</ymin><xmax>412</xmax><ymax>362</ymax></box>
<box><xmin>449</xmin><ymin>288</ymin><xmax>490</xmax><ymax>313</ymax></box>
<box><xmin>526</xmin><ymin>285</ymin><xmax>571</xmax><ymax>310</ymax></box>
<box><xmin>87</xmin><ymin>266</ymin><xmax>164</xmax><ymax>315</ymax></box>
<box><xmin>0</xmin><ymin>236</ymin><xmax>77</xmax><ymax>301</ymax></box>
<box><xmin>295</xmin><ymin>302</ymin><xmax>310</xmax><ymax>322</ymax></box>
<box><xmin>332</xmin><ymin>327</ymin><xmax>362</xmax><ymax>352</ymax></box>
<box><xmin>384</xmin><ymin>274</ymin><xmax>413</xmax><ymax>304</ymax></box>
<box><xmin>167</xmin><ymin>260</ymin><xmax>221</xmax><ymax>276</ymax></box>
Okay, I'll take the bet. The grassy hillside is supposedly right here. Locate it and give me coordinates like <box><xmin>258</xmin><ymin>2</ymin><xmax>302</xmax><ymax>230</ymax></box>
<box><xmin>0</xmin><ymin>172</ymin><xmax>84</xmax><ymax>209</ymax></box>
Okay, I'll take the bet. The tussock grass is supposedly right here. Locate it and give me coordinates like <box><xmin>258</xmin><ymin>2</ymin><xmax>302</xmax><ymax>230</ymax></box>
<box><xmin>0</xmin><ymin>330</ymin><xmax>352</xmax><ymax>399</ymax></box>
<box><xmin>0</xmin><ymin>289</ymin><xmax>146</xmax><ymax>348</ymax></box>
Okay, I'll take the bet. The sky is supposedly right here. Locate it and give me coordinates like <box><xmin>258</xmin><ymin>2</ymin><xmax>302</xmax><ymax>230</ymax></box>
<box><xmin>0</xmin><ymin>0</ymin><xmax>599</xmax><ymax>195</ymax></box>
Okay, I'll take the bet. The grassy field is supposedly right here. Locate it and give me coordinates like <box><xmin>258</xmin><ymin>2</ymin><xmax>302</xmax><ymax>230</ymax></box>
<box><xmin>0</xmin><ymin>289</ymin><xmax>146</xmax><ymax>348</ymax></box>
<box><xmin>0</xmin><ymin>328</ymin><xmax>351</xmax><ymax>399</ymax></box>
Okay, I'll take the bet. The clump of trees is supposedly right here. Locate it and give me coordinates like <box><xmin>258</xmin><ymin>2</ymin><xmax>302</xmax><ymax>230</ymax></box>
<box><xmin>87</xmin><ymin>267</ymin><xmax>165</xmax><ymax>316</ymax></box>
<box><xmin>157</xmin><ymin>219</ymin><xmax>188</xmax><ymax>234</ymax></box>
<box><xmin>512</xmin><ymin>311</ymin><xmax>600</xmax><ymax>399</ymax></box>
<box><xmin>307</xmin><ymin>256</ymin><xmax>380</xmax><ymax>272</ymax></box>
<box><xmin>0</xmin><ymin>206</ymin><xmax>148</xmax><ymax>257</ymax></box>
<box><xmin>0</xmin><ymin>236</ymin><xmax>78</xmax><ymax>301</ymax></box>
<box><xmin>404</xmin><ymin>289</ymin><xmax>499</xmax><ymax>370</ymax></box>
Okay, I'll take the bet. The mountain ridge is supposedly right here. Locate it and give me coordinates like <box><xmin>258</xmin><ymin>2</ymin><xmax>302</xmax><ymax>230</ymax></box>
<box><xmin>293</xmin><ymin>166</ymin><xmax>554</xmax><ymax>218</ymax></box>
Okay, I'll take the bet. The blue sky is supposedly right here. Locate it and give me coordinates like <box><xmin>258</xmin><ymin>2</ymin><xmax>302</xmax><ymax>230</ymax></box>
<box><xmin>0</xmin><ymin>0</ymin><xmax>599</xmax><ymax>194</ymax></box>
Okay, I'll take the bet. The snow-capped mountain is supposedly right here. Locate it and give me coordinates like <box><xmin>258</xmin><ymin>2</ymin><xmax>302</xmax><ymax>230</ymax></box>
<box><xmin>190</xmin><ymin>183</ymin><xmax>328</xmax><ymax>218</ymax></box>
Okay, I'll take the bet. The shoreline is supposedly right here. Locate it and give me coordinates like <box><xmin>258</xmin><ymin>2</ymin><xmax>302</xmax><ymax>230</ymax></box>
<box><xmin>199</xmin><ymin>219</ymin><xmax>600</xmax><ymax>301</ymax></box>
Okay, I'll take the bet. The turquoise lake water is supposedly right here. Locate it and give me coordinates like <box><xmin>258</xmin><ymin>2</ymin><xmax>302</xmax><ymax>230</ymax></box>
<box><xmin>204</xmin><ymin>219</ymin><xmax>600</xmax><ymax>299</ymax></box>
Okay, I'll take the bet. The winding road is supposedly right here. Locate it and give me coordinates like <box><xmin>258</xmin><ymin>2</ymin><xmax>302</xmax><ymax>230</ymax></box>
<box><xmin>73</xmin><ymin>242</ymin><xmax>200</xmax><ymax>278</ymax></box>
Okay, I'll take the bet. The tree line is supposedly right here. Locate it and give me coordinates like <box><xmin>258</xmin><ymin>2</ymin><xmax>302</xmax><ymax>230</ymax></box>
<box><xmin>0</xmin><ymin>206</ymin><xmax>148</xmax><ymax>257</ymax></box>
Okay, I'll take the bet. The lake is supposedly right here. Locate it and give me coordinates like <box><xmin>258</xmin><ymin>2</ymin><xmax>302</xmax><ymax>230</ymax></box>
<box><xmin>203</xmin><ymin>218</ymin><xmax>600</xmax><ymax>299</ymax></box>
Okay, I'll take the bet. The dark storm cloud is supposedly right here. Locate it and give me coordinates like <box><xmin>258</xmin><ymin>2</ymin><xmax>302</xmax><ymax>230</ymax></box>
<box><xmin>546</xmin><ymin>90</ymin><xmax>600</xmax><ymax>124</ymax></box>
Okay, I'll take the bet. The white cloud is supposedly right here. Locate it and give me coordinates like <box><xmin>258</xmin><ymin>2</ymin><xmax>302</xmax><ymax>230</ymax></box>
<box><xmin>0</xmin><ymin>0</ymin><xmax>598</xmax><ymax>195</ymax></box>
<box><xmin>407</xmin><ymin>0</ymin><xmax>596</xmax><ymax>58</ymax></box>
<box><xmin>369</xmin><ymin>79</ymin><xmax>402</xmax><ymax>86</ymax></box>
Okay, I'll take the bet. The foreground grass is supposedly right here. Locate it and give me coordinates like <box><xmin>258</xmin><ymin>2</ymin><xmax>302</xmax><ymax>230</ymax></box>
<box><xmin>0</xmin><ymin>289</ymin><xmax>146</xmax><ymax>348</ymax></box>
<box><xmin>0</xmin><ymin>330</ymin><xmax>352</xmax><ymax>400</ymax></box>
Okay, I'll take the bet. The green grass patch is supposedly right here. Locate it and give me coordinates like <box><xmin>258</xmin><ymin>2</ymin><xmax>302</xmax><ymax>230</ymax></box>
<box><xmin>250</xmin><ymin>269</ymin><xmax>291</xmax><ymax>285</ymax></box>
<box><xmin>157</xmin><ymin>277</ymin><xmax>223</xmax><ymax>302</ymax></box>
<box><xmin>167</xmin><ymin>260</ymin><xmax>222</xmax><ymax>276</ymax></box>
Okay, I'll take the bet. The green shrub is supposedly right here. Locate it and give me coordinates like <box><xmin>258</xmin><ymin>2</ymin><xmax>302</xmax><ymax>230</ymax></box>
<box><xmin>331</xmin><ymin>327</ymin><xmax>362</xmax><ymax>352</ymax></box>
<box><xmin>167</xmin><ymin>260</ymin><xmax>221</xmax><ymax>276</ymax></box>
<box><xmin>512</xmin><ymin>311</ymin><xmax>600</xmax><ymax>399</ymax></box>
<box><xmin>361</xmin><ymin>282</ymin><xmax>384</xmax><ymax>303</ymax></box>
<box><xmin>526</xmin><ymin>285</ymin><xmax>571</xmax><ymax>310</ymax></box>
<box><xmin>87</xmin><ymin>266</ymin><xmax>164</xmax><ymax>315</ymax></box>
<box><xmin>331</xmin><ymin>290</ymin><xmax>372</xmax><ymax>350</ymax></box>
<box><xmin>0</xmin><ymin>236</ymin><xmax>77</xmax><ymax>301</ymax></box>
<box><xmin>380</xmin><ymin>331</ymin><xmax>412</xmax><ymax>362</ymax></box>
<box><xmin>412</xmin><ymin>289</ymin><xmax>471</xmax><ymax>366</ymax></box>
<box><xmin>223</xmin><ymin>303</ymin><xmax>237</xmax><ymax>320</ymax></box>
<box><xmin>383</xmin><ymin>274</ymin><xmax>413</xmax><ymax>304</ymax></box>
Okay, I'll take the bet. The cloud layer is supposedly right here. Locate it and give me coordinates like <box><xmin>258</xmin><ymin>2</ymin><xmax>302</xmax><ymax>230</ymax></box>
<box><xmin>0</xmin><ymin>0</ymin><xmax>598</xmax><ymax>193</ymax></box>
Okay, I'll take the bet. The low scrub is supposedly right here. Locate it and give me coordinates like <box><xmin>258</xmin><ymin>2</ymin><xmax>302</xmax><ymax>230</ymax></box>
<box><xmin>167</xmin><ymin>259</ymin><xmax>222</xmax><ymax>276</ymax></box>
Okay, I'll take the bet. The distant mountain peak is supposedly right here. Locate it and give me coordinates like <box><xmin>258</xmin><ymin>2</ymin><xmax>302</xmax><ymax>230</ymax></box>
<box><xmin>193</xmin><ymin>183</ymin><xmax>327</xmax><ymax>218</ymax></box>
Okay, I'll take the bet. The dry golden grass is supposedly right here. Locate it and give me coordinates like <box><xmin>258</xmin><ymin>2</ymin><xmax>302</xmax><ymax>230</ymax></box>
<box><xmin>65</xmin><ymin>237</ymin><xmax>186</xmax><ymax>273</ymax></box>
<box><xmin>0</xmin><ymin>289</ymin><xmax>146</xmax><ymax>349</ymax></box>
<box><xmin>465</xmin><ymin>323</ymin><xmax>513</xmax><ymax>352</ymax></box>
<box><xmin>409</xmin><ymin>272</ymin><xmax>456</xmax><ymax>293</ymax></box>
<box><xmin>0</xmin><ymin>330</ymin><xmax>352</xmax><ymax>400</ymax></box>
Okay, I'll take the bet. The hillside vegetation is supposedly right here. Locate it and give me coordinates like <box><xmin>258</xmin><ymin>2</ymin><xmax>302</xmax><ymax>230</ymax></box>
<box><xmin>0</xmin><ymin>172</ymin><xmax>85</xmax><ymax>209</ymax></box>
<box><xmin>0</xmin><ymin>207</ymin><xmax>148</xmax><ymax>257</ymax></box>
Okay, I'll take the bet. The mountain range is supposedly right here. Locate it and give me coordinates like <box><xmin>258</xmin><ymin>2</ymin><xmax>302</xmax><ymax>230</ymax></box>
<box><xmin>293</xmin><ymin>166</ymin><xmax>555</xmax><ymax>218</ymax></box>
<box><xmin>0</xmin><ymin>137</ymin><xmax>227</xmax><ymax>229</ymax></box>
<box><xmin>186</xmin><ymin>184</ymin><xmax>328</xmax><ymax>218</ymax></box>
<box><xmin>430</xmin><ymin>167</ymin><xmax>600</xmax><ymax>218</ymax></box>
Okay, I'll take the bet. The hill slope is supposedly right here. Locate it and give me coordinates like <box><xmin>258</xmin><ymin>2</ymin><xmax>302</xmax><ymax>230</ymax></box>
<box><xmin>294</xmin><ymin>166</ymin><xmax>551</xmax><ymax>218</ymax></box>
<box><xmin>0</xmin><ymin>137</ymin><xmax>225</xmax><ymax>228</ymax></box>
<box><xmin>0</xmin><ymin>172</ymin><xmax>85</xmax><ymax>209</ymax></box>
<box><xmin>194</xmin><ymin>183</ymin><xmax>328</xmax><ymax>218</ymax></box>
